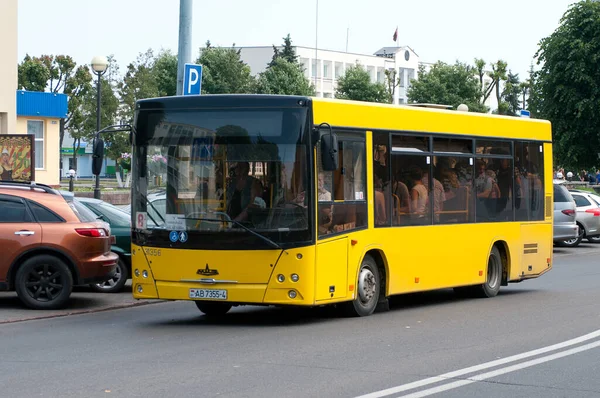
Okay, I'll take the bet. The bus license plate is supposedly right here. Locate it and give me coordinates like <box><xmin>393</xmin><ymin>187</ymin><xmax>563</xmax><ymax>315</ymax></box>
<box><xmin>189</xmin><ymin>289</ymin><xmax>227</xmax><ymax>300</ymax></box>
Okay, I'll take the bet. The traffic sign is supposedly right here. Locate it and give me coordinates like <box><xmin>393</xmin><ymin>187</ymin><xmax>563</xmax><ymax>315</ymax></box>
<box><xmin>520</xmin><ymin>109</ymin><xmax>530</xmax><ymax>118</ymax></box>
<box><xmin>183</xmin><ymin>63</ymin><xmax>202</xmax><ymax>95</ymax></box>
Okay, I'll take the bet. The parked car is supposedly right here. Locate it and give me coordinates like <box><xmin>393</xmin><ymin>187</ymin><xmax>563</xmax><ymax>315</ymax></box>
<box><xmin>553</xmin><ymin>183</ymin><xmax>579</xmax><ymax>245</ymax></box>
<box><xmin>0</xmin><ymin>181</ymin><xmax>117</xmax><ymax>309</ymax></box>
<box><xmin>561</xmin><ymin>189</ymin><xmax>600</xmax><ymax>246</ymax></box>
<box><xmin>75</xmin><ymin>196</ymin><xmax>132</xmax><ymax>292</ymax></box>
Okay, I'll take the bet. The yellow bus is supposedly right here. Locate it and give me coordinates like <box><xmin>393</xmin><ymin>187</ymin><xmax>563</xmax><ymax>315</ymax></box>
<box><xmin>125</xmin><ymin>95</ymin><xmax>553</xmax><ymax>317</ymax></box>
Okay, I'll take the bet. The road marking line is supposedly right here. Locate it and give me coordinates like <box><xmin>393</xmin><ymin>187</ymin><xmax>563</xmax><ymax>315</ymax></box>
<box><xmin>396</xmin><ymin>339</ymin><xmax>600</xmax><ymax>398</ymax></box>
<box><xmin>354</xmin><ymin>329</ymin><xmax>600</xmax><ymax>398</ymax></box>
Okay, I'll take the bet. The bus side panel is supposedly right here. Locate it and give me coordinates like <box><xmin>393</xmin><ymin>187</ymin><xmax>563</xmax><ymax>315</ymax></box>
<box><xmin>379</xmin><ymin>224</ymin><xmax>522</xmax><ymax>295</ymax></box>
<box><xmin>518</xmin><ymin>223</ymin><xmax>553</xmax><ymax>278</ymax></box>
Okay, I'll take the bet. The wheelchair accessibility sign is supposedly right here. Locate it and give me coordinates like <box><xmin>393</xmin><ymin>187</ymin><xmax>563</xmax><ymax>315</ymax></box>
<box><xmin>170</xmin><ymin>231</ymin><xmax>188</xmax><ymax>243</ymax></box>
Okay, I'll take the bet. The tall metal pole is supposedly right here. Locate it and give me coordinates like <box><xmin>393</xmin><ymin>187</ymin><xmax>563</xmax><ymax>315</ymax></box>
<box><xmin>176</xmin><ymin>0</ymin><xmax>193</xmax><ymax>95</ymax></box>
<box><xmin>314</xmin><ymin>0</ymin><xmax>318</xmax><ymax>88</ymax></box>
<box><xmin>94</xmin><ymin>71</ymin><xmax>102</xmax><ymax>199</ymax></box>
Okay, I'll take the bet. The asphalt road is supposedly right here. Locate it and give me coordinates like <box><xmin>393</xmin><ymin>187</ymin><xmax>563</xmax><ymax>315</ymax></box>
<box><xmin>1</xmin><ymin>244</ymin><xmax>599</xmax><ymax>398</ymax></box>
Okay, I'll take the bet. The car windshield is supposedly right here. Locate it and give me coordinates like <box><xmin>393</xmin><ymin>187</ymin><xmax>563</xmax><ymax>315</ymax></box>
<box><xmin>132</xmin><ymin>106</ymin><xmax>312</xmax><ymax>249</ymax></box>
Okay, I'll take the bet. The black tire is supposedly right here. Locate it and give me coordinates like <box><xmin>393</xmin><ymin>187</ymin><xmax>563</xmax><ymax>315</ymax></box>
<box><xmin>561</xmin><ymin>224</ymin><xmax>584</xmax><ymax>247</ymax></box>
<box><xmin>474</xmin><ymin>246</ymin><xmax>503</xmax><ymax>298</ymax></box>
<box><xmin>341</xmin><ymin>255</ymin><xmax>380</xmax><ymax>317</ymax></box>
<box><xmin>15</xmin><ymin>255</ymin><xmax>73</xmax><ymax>310</ymax></box>
<box><xmin>194</xmin><ymin>301</ymin><xmax>232</xmax><ymax>316</ymax></box>
<box><xmin>90</xmin><ymin>257</ymin><xmax>128</xmax><ymax>293</ymax></box>
<box><xmin>587</xmin><ymin>235</ymin><xmax>600</xmax><ymax>244</ymax></box>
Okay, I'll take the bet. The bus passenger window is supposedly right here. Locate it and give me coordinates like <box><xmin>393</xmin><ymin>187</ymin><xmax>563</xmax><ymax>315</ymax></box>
<box><xmin>318</xmin><ymin>134</ymin><xmax>367</xmax><ymax>236</ymax></box>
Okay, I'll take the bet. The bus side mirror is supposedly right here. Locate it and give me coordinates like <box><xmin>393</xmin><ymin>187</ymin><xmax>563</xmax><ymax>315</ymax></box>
<box><xmin>92</xmin><ymin>138</ymin><xmax>104</xmax><ymax>176</ymax></box>
<box><xmin>320</xmin><ymin>128</ymin><xmax>339</xmax><ymax>171</ymax></box>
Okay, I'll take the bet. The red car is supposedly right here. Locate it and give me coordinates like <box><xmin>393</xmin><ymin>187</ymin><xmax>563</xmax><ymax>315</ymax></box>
<box><xmin>0</xmin><ymin>181</ymin><xmax>118</xmax><ymax>309</ymax></box>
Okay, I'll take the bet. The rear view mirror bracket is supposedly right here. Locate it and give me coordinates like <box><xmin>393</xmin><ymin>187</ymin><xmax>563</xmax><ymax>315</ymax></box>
<box><xmin>314</xmin><ymin>123</ymin><xmax>339</xmax><ymax>171</ymax></box>
<box><xmin>91</xmin><ymin>124</ymin><xmax>135</xmax><ymax>177</ymax></box>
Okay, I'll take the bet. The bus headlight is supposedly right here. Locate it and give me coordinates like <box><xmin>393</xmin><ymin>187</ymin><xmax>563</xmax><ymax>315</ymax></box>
<box><xmin>291</xmin><ymin>274</ymin><xmax>299</xmax><ymax>282</ymax></box>
<box><xmin>288</xmin><ymin>290</ymin><xmax>297</xmax><ymax>299</ymax></box>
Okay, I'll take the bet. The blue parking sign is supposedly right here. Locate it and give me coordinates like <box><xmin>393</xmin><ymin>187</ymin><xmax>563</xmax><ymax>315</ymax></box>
<box><xmin>183</xmin><ymin>63</ymin><xmax>202</xmax><ymax>95</ymax></box>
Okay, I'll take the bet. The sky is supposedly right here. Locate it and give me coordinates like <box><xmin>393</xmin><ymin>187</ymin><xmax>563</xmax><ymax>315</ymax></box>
<box><xmin>18</xmin><ymin>0</ymin><xmax>578</xmax><ymax>80</ymax></box>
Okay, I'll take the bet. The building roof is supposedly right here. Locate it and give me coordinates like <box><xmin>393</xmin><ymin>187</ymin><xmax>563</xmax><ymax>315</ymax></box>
<box><xmin>16</xmin><ymin>90</ymin><xmax>68</xmax><ymax>119</ymax></box>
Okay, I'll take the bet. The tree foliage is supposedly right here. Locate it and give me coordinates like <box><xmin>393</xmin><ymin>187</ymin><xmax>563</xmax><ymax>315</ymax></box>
<box><xmin>335</xmin><ymin>64</ymin><xmax>390</xmax><ymax>103</ymax></box>
<box><xmin>502</xmin><ymin>71</ymin><xmax>521</xmax><ymax>116</ymax></box>
<box><xmin>408</xmin><ymin>62</ymin><xmax>488</xmax><ymax>113</ymax></box>
<box><xmin>533</xmin><ymin>0</ymin><xmax>600</xmax><ymax>169</ymax></box>
<box><xmin>197</xmin><ymin>41</ymin><xmax>255</xmax><ymax>94</ymax></box>
<box><xmin>255</xmin><ymin>58</ymin><xmax>315</xmax><ymax>96</ymax></box>
<box><xmin>17</xmin><ymin>54</ymin><xmax>92</xmax><ymax>149</ymax></box>
<box><xmin>269</xmin><ymin>34</ymin><xmax>298</xmax><ymax>66</ymax></box>
<box><xmin>257</xmin><ymin>35</ymin><xmax>314</xmax><ymax>96</ymax></box>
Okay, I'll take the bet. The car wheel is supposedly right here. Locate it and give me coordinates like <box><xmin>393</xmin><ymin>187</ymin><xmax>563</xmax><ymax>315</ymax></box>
<box><xmin>474</xmin><ymin>246</ymin><xmax>503</xmax><ymax>298</ymax></box>
<box><xmin>562</xmin><ymin>224</ymin><xmax>584</xmax><ymax>247</ymax></box>
<box><xmin>90</xmin><ymin>257</ymin><xmax>128</xmax><ymax>293</ymax></box>
<box><xmin>194</xmin><ymin>301</ymin><xmax>232</xmax><ymax>316</ymax></box>
<box><xmin>340</xmin><ymin>255</ymin><xmax>381</xmax><ymax>317</ymax></box>
<box><xmin>15</xmin><ymin>255</ymin><xmax>73</xmax><ymax>310</ymax></box>
<box><xmin>587</xmin><ymin>235</ymin><xmax>600</xmax><ymax>243</ymax></box>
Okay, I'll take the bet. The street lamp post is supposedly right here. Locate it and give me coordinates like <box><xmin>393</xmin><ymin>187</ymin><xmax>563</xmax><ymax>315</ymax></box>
<box><xmin>91</xmin><ymin>55</ymin><xmax>108</xmax><ymax>199</ymax></box>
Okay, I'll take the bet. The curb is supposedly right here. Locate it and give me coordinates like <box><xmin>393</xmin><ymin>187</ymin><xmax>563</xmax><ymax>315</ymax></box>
<box><xmin>0</xmin><ymin>300</ymin><xmax>166</xmax><ymax>325</ymax></box>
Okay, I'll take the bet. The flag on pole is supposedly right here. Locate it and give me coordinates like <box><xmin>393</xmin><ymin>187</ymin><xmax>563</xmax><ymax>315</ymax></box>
<box><xmin>393</xmin><ymin>27</ymin><xmax>398</xmax><ymax>42</ymax></box>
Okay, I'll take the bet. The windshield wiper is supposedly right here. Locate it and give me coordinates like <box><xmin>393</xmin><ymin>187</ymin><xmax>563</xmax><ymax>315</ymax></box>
<box><xmin>179</xmin><ymin>216</ymin><xmax>284</xmax><ymax>251</ymax></box>
<box><xmin>139</xmin><ymin>192</ymin><xmax>163</xmax><ymax>227</ymax></box>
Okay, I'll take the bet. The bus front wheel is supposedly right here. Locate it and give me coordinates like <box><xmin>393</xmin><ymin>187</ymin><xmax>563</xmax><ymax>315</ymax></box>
<box><xmin>194</xmin><ymin>301</ymin><xmax>232</xmax><ymax>316</ymax></box>
<box><xmin>341</xmin><ymin>255</ymin><xmax>380</xmax><ymax>317</ymax></box>
<box><xmin>475</xmin><ymin>246</ymin><xmax>503</xmax><ymax>298</ymax></box>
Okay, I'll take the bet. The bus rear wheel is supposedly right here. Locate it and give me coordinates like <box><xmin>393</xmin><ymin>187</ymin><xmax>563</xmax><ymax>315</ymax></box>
<box><xmin>194</xmin><ymin>301</ymin><xmax>232</xmax><ymax>316</ymax></box>
<box><xmin>475</xmin><ymin>246</ymin><xmax>503</xmax><ymax>298</ymax></box>
<box><xmin>341</xmin><ymin>255</ymin><xmax>380</xmax><ymax>317</ymax></box>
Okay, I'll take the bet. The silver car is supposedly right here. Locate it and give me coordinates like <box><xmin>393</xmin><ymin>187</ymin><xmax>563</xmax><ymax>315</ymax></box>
<box><xmin>553</xmin><ymin>184</ymin><xmax>578</xmax><ymax>245</ymax></box>
<box><xmin>561</xmin><ymin>189</ymin><xmax>600</xmax><ymax>246</ymax></box>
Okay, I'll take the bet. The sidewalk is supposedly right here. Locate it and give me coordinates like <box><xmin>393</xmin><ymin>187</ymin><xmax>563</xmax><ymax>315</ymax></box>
<box><xmin>0</xmin><ymin>283</ymin><xmax>161</xmax><ymax>324</ymax></box>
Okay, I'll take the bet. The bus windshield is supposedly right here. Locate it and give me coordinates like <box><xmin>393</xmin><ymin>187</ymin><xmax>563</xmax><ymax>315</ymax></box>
<box><xmin>132</xmin><ymin>106</ymin><xmax>313</xmax><ymax>249</ymax></box>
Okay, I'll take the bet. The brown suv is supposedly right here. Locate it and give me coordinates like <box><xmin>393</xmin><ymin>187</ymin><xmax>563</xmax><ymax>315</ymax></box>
<box><xmin>0</xmin><ymin>181</ymin><xmax>118</xmax><ymax>309</ymax></box>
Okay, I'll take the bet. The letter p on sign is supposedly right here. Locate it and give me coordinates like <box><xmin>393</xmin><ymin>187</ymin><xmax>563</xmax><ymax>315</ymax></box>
<box><xmin>183</xmin><ymin>63</ymin><xmax>203</xmax><ymax>95</ymax></box>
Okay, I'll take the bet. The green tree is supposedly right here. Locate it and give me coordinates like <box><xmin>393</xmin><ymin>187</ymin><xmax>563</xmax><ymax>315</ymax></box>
<box><xmin>154</xmin><ymin>49</ymin><xmax>178</xmax><ymax>97</ymax></box>
<box><xmin>197</xmin><ymin>41</ymin><xmax>255</xmax><ymax>94</ymax></box>
<box><xmin>490</xmin><ymin>60</ymin><xmax>508</xmax><ymax>114</ymax></box>
<box><xmin>533</xmin><ymin>0</ymin><xmax>600</xmax><ymax>169</ymax></box>
<box><xmin>118</xmin><ymin>49</ymin><xmax>160</xmax><ymax>124</ymax></box>
<box><xmin>384</xmin><ymin>69</ymin><xmax>400</xmax><ymax>103</ymax></box>
<box><xmin>335</xmin><ymin>64</ymin><xmax>390</xmax><ymax>103</ymax></box>
<box><xmin>17</xmin><ymin>54</ymin><xmax>92</xmax><ymax>150</ymax></box>
<box><xmin>408</xmin><ymin>61</ymin><xmax>488</xmax><ymax>113</ymax></box>
<box><xmin>269</xmin><ymin>34</ymin><xmax>298</xmax><ymax>67</ymax></box>
<box><xmin>502</xmin><ymin>71</ymin><xmax>521</xmax><ymax>116</ymax></box>
<box><xmin>256</xmin><ymin>59</ymin><xmax>314</xmax><ymax>96</ymax></box>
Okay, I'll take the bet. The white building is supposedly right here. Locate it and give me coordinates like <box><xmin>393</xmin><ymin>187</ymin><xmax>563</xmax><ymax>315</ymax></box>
<box><xmin>237</xmin><ymin>45</ymin><xmax>420</xmax><ymax>105</ymax></box>
<box><xmin>237</xmin><ymin>45</ymin><xmax>499</xmax><ymax>112</ymax></box>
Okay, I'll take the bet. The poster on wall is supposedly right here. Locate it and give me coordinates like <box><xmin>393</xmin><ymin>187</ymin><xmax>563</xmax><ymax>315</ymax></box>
<box><xmin>0</xmin><ymin>134</ymin><xmax>35</xmax><ymax>182</ymax></box>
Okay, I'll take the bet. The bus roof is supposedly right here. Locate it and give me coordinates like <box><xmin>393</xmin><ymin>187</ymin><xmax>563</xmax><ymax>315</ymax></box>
<box><xmin>136</xmin><ymin>94</ymin><xmax>310</xmax><ymax>111</ymax></box>
<box><xmin>311</xmin><ymin>97</ymin><xmax>552</xmax><ymax>142</ymax></box>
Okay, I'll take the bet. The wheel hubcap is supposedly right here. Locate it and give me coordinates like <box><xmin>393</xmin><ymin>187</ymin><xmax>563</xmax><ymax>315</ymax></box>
<box><xmin>25</xmin><ymin>263</ymin><xmax>64</xmax><ymax>302</ymax></box>
<box><xmin>487</xmin><ymin>255</ymin><xmax>500</xmax><ymax>289</ymax></box>
<box><xmin>96</xmin><ymin>264</ymin><xmax>122</xmax><ymax>289</ymax></box>
<box><xmin>358</xmin><ymin>268</ymin><xmax>376</xmax><ymax>304</ymax></box>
